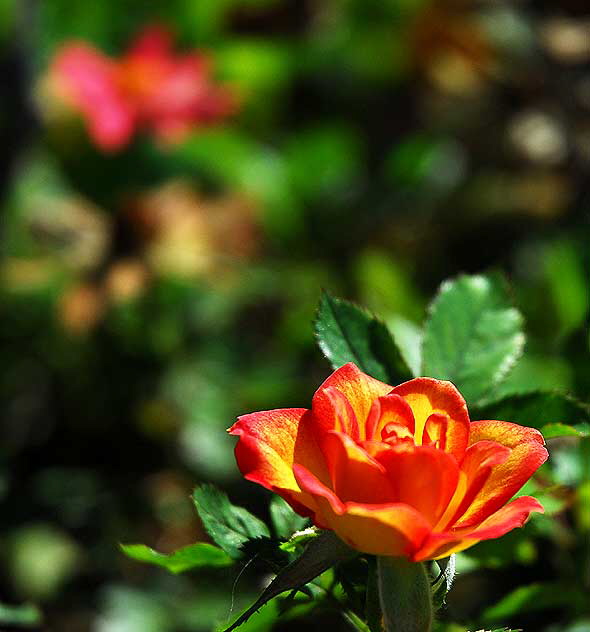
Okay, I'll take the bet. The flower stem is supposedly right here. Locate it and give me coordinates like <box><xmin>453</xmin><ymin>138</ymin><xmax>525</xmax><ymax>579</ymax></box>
<box><xmin>377</xmin><ymin>557</ymin><xmax>433</xmax><ymax>632</ymax></box>
<box><xmin>366</xmin><ymin>557</ymin><xmax>383</xmax><ymax>632</ymax></box>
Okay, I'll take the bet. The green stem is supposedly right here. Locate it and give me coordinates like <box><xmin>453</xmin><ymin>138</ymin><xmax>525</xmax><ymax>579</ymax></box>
<box><xmin>377</xmin><ymin>557</ymin><xmax>433</xmax><ymax>632</ymax></box>
<box><xmin>366</xmin><ymin>557</ymin><xmax>383</xmax><ymax>632</ymax></box>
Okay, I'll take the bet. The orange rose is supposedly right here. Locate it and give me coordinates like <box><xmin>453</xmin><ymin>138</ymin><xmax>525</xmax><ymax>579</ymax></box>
<box><xmin>229</xmin><ymin>363</ymin><xmax>548</xmax><ymax>561</ymax></box>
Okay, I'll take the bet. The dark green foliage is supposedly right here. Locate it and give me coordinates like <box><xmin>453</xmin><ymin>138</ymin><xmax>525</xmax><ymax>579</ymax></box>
<box><xmin>238</xmin><ymin>537</ymin><xmax>289</xmax><ymax>570</ymax></box>
<box><xmin>315</xmin><ymin>291</ymin><xmax>411</xmax><ymax>383</ymax></box>
<box><xmin>482</xmin><ymin>582</ymin><xmax>586</xmax><ymax>623</ymax></box>
<box><xmin>477</xmin><ymin>392</ymin><xmax>590</xmax><ymax>431</ymax></box>
<box><xmin>422</xmin><ymin>275</ymin><xmax>525</xmax><ymax>405</ymax></box>
<box><xmin>0</xmin><ymin>602</ymin><xmax>42</xmax><ymax>627</ymax></box>
<box><xmin>269</xmin><ymin>496</ymin><xmax>308</xmax><ymax>540</ymax></box>
<box><xmin>193</xmin><ymin>485</ymin><xmax>270</xmax><ymax>559</ymax></box>
<box><xmin>120</xmin><ymin>542</ymin><xmax>233</xmax><ymax>573</ymax></box>
<box><xmin>223</xmin><ymin>531</ymin><xmax>356</xmax><ymax>632</ymax></box>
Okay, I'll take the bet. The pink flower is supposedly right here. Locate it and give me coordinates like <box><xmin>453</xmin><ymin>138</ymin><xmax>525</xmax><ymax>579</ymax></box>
<box><xmin>50</xmin><ymin>25</ymin><xmax>235</xmax><ymax>151</ymax></box>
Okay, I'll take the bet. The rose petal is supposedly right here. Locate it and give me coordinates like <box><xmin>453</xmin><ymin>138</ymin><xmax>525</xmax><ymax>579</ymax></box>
<box><xmin>318</xmin><ymin>387</ymin><xmax>360</xmax><ymax>440</ymax></box>
<box><xmin>414</xmin><ymin>496</ymin><xmax>543</xmax><ymax>561</ymax></box>
<box><xmin>293</xmin><ymin>465</ymin><xmax>431</xmax><ymax>557</ymax></box>
<box><xmin>229</xmin><ymin>408</ymin><xmax>328</xmax><ymax>513</ymax></box>
<box><xmin>392</xmin><ymin>377</ymin><xmax>470</xmax><ymax>460</ymax></box>
<box><xmin>87</xmin><ymin>104</ymin><xmax>137</xmax><ymax>150</ymax></box>
<box><xmin>53</xmin><ymin>44</ymin><xmax>136</xmax><ymax>150</ymax></box>
<box><xmin>465</xmin><ymin>495</ymin><xmax>544</xmax><ymax>539</ymax></box>
<box><xmin>422</xmin><ymin>412</ymin><xmax>449</xmax><ymax>450</ymax></box>
<box><xmin>436</xmin><ymin>440</ymin><xmax>511</xmax><ymax>530</ymax></box>
<box><xmin>320</xmin><ymin>431</ymin><xmax>395</xmax><ymax>503</ymax></box>
<box><xmin>126</xmin><ymin>24</ymin><xmax>174</xmax><ymax>58</ymax></box>
<box><xmin>379</xmin><ymin>444</ymin><xmax>460</xmax><ymax>525</ymax></box>
<box><xmin>312</xmin><ymin>363</ymin><xmax>392</xmax><ymax>437</ymax></box>
<box><xmin>365</xmin><ymin>394</ymin><xmax>415</xmax><ymax>442</ymax></box>
<box><xmin>454</xmin><ymin>420</ymin><xmax>548</xmax><ymax>528</ymax></box>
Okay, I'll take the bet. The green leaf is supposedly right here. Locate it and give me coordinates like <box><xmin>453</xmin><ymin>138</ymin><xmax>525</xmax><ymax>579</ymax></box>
<box><xmin>223</xmin><ymin>530</ymin><xmax>356</xmax><ymax>632</ymax></box>
<box><xmin>193</xmin><ymin>485</ymin><xmax>270</xmax><ymax>559</ymax></box>
<box><xmin>422</xmin><ymin>274</ymin><xmax>525</xmax><ymax>404</ymax></box>
<box><xmin>482</xmin><ymin>582</ymin><xmax>584</xmax><ymax>622</ymax></box>
<box><xmin>343</xmin><ymin>610</ymin><xmax>373</xmax><ymax>632</ymax></box>
<box><xmin>387</xmin><ymin>316</ymin><xmax>423</xmax><ymax>378</ymax></box>
<box><xmin>269</xmin><ymin>496</ymin><xmax>308</xmax><ymax>540</ymax></box>
<box><xmin>239</xmin><ymin>537</ymin><xmax>289</xmax><ymax>569</ymax></box>
<box><xmin>315</xmin><ymin>291</ymin><xmax>411</xmax><ymax>383</ymax></box>
<box><xmin>541</xmin><ymin>422</ymin><xmax>590</xmax><ymax>439</ymax></box>
<box><xmin>120</xmin><ymin>542</ymin><xmax>233</xmax><ymax>574</ymax></box>
<box><xmin>477</xmin><ymin>392</ymin><xmax>590</xmax><ymax>432</ymax></box>
<box><xmin>214</xmin><ymin>598</ymin><xmax>281</xmax><ymax>632</ymax></box>
<box><xmin>483</xmin><ymin>352</ymin><xmax>572</xmax><ymax>404</ymax></box>
<box><xmin>0</xmin><ymin>602</ymin><xmax>42</xmax><ymax>627</ymax></box>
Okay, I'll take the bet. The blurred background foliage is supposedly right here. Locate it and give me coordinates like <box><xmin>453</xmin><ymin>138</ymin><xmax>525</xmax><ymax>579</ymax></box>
<box><xmin>1</xmin><ymin>0</ymin><xmax>589</xmax><ymax>630</ymax></box>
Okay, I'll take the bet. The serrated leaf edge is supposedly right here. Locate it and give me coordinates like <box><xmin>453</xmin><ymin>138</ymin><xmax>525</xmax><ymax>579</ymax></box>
<box><xmin>422</xmin><ymin>273</ymin><xmax>526</xmax><ymax>402</ymax></box>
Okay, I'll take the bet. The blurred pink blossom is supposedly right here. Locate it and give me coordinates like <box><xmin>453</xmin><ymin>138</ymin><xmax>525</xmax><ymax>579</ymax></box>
<box><xmin>50</xmin><ymin>25</ymin><xmax>236</xmax><ymax>151</ymax></box>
